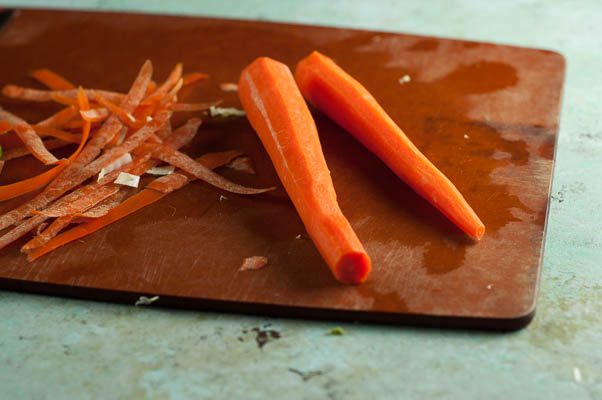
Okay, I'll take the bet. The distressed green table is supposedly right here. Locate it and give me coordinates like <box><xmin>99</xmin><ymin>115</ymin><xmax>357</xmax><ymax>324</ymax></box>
<box><xmin>0</xmin><ymin>1</ymin><xmax>600</xmax><ymax>399</ymax></box>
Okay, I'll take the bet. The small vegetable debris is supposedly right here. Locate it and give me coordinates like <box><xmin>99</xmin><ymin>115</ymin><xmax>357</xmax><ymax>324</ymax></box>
<box><xmin>209</xmin><ymin>106</ymin><xmax>246</xmax><ymax>118</ymax></box>
<box><xmin>134</xmin><ymin>295</ymin><xmax>159</xmax><ymax>306</ymax></box>
<box><xmin>146</xmin><ymin>165</ymin><xmax>174</xmax><ymax>176</ymax></box>
<box><xmin>114</xmin><ymin>172</ymin><xmax>140</xmax><ymax>188</ymax></box>
<box><xmin>239</xmin><ymin>256</ymin><xmax>268</xmax><ymax>271</ymax></box>
<box><xmin>98</xmin><ymin>152</ymin><xmax>133</xmax><ymax>181</ymax></box>
<box><xmin>220</xmin><ymin>82</ymin><xmax>239</xmax><ymax>92</ymax></box>
<box><xmin>329</xmin><ymin>326</ymin><xmax>345</xmax><ymax>336</ymax></box>
<box><xmin>226</xmin><ymin>156</ymin><xmax>256</xmax><ymax>174</ymax></box>
<box><xmin>398</xmin><ymin>74</ymin><xmax>411</xmax><ymax>84</ymax></box>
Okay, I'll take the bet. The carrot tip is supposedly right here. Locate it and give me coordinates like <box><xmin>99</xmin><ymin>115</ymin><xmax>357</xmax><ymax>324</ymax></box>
<box><xmin>335</xmin><ymin>252</ymin><xmax>371</xmax><ymax>284</ymax></box>
<box><xmin>474</xmin><ymin>224</ymin><xmax>486</xmax><ymax>241</ymax></box>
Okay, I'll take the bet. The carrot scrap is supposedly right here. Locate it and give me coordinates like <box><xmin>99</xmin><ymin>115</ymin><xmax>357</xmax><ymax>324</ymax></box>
<box><xmin>28</xmin><ymin>150</ymin><xmax>241</xmax><ymax>261</ymax></box>
<box><xmin>0</xmin><ymin>107</ymin><xmax>59</xmax><ymax>165</ymax></box>
<box><xmin>3</xmin><ymin>139</ymin><xmax>68</xmax><ymax>161</ymax></box>
<box><xmin>220</xmin><ymin>82</ymin><xmax>238</xmax><ymax>92</ymax></box>
<box><xmin>295</xmin><ymin>51</ymin><xmax>485</xmax><ymax>240</ymax></box>
<box><xmin>182</xmin><ymin>72</ymin><xmax>209</xmax><ymax>86</ymax></box>
<box><xmin>0</xmin><ymin>60</ymin><xmax>152</xmax><ymax>233</ymax></box>
<box><xmin>38</xmin><ymin>184</ymin><xmax>119</xmax><ymax>218</ymax></box>
<box><xmin>226</xmin><ymin>156</ymin><xmax>256</xmax><ymax>174</ymax></box>
<box><xmin>22</xmin><ymin>216</ymin><xmax>74</xmax><ymax>253</ymax></box>
<box><xmin>239</xmin><ymin>256</ymin><xmax>268</xmax><ymax>271</ymax></box>
<box><xmin>170</xmin><ymin>101</ymin><xmax>220</xmax><ymax>112</ymax></box>
<box><xmin>138</xmin><ymin>143</ymin><xmax>273</xmax><ymax>195</ymax></box>
<box><xmin>0</xmin><ymin>160</ymin><xmax>68</xmax><ymax>201</ymax></box>
<box><xmin>37</xmin><ymin>106</ymin><xmax>79</xmax><ymax>128</ymax></box>
<box><xmin>239</xmin><ymin>56</ymin><xmax>371</xmax><ymax>284</ymax></box>
<box><xmin>32</xmin><ymin>125</ymin><xmax>81</xmax><ymax>144</ymax></box>
<box><xmin>30</xmin><ymin>69</ymin><xmax>75</xmax><ymax>90</ymax></box>
<box><xmin>93</xmin><ymin>94</ymin><xmax>137</xmax><ymax>127</ymax></box>
<box><xmin>0</xmin><ymin>121</ymin><xmax>11</xmax><ymax>135</ymax></box>
<box><xmin>79</xmin><ymin>108</ymin><xmax>109</xmax><ymax>123</ymax></box>
<box><xmin>2</xmin><ymin>85</ymin><xmax>124</xmax><ymax>104</ymax></box>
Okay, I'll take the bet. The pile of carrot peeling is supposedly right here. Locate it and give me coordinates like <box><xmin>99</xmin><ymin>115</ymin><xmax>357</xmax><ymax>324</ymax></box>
<box><xmin>0</xmin><ymin>61</ymin><xmax>272</xmax><ymax>263</ymax></box>
<box><xmin>0</xmin><ymin>52</ymin><xmax>485</xmax><ymax>286</ymax></box>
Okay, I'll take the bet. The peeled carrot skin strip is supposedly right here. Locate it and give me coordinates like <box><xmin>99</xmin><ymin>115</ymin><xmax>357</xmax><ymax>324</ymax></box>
<box><xmin>30</xmin><ymin>69</ymin><xmax>76</xmax><ymax>90</ymax></box>
<box><xmin>239</xmin><ymin>57</ymin><xmax>371</xmax><ymax>284</ymax></box>
<box><xmin>295</xmin><ymin>51</ymin><xmax>485</xmax><ymax>240</ymax></box>
<box><xmin>2</xmin><ymin>85</ymin><xmax>124</xmax><ymax>104</ymax></box>
<box><xmin>0</xmin><ymin>107</ymin><xmax>59</xmax><ymax>165</ymax></box>
<box><xmin>0</xmin><ymin>161</ymin><xmax>68</xmax><ymax>201</ymax></box>
<box><xmin>28</xmin><ymin>150</ymin><xmax>241</xmax><ymax>262</ymax></box>
<box><xmin>137</xmin><ymin>142</ymin><xmax>273</xmax><ymax>195</ymax></box>
<box><xmin>22</xmin><ymin>118</ymin><xmax>201</xmax><ymax>251</ymax></box>
<box><xmin>0</xmin><ymin>61</ymin><xmax>153</xmax><ymax>232</ymax></box>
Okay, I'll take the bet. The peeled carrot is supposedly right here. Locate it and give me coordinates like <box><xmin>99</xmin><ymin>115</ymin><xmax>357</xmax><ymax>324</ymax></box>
<box><xmin>30</xmin><ymin>69</ymin><xmax>75</xmax><ymax>90</ymax></box>
<box><xmin>28</xmin><ymin>150</ymin><xmax>242</xmax><ymax>261</ymax></box>
<box><xmin>238</xmin><ymin>57</ymin><xmax>371</xmax><ymax>284</ymax></box>
<box><xmin>295</xmin><ymin>51</ymin><xmax>485</xmax><ymax>240</ymax></box>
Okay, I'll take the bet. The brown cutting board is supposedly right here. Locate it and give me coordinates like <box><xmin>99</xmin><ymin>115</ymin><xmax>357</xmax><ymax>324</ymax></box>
<box><xmin>0</xmin><ymin>9</ymin><xmax>564</xmax><ymax>330</ymax></box>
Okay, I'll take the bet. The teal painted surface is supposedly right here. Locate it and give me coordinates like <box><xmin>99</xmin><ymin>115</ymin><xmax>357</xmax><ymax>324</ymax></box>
<box><xmin>0</xmin><ymin>1</ymin><xmax>600</xmax><ymax>398</ymax></box>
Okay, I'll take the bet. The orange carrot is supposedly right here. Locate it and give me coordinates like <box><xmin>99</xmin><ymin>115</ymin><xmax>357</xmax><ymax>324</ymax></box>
<box><xmin>28</xmin><ymin>150</ymin><xmax>241</xmax><ymax>261</ymax></box>
<box><xmin>295</xmin><ymin>51</ymin><xmax>485</xmax><ymax>240</ymax></box>
<box><xmin>30</xmin><ymin>69</ymin><xmax>75</xmax><ymax>90</ymax></box>
<box><xmin>0</xmin><ymin>107</ymin><xmax>59</xmax><ymax>165</ymax></box>
<box><xmin>238</xmin><ymin>57</ymin><xmax>371</xmax><ymax>284</ymax></box>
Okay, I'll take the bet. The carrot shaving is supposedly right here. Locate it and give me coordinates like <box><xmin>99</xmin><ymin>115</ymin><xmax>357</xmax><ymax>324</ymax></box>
<box><xmin>183</xmin><ymin>72</ymin><xmax>209</xmax><ymax>86</ymax></box>
<box><xmin>79</xmin><ymin>108</ymin><xmax>109</xmax><ymax>123</ymax></box>
<box><xmin>28</xmin><ymin>150</ymin><xmax>242</xmax><ymax>261</ymax></box>
<box><xmin>2</xmin><ymin>85</ymin><xmax>124</xmax><ymax>104</ymax></box>
<box><xmin>0</xmin><ymin>61</ymin><xmax>153</xmax><ymax>234</ymax></box>
<box><xmin>32</xmin><ymin>125</ymin><xmax>81</xmax><ymax>144</ymax></box>
<box><xmin>0</xmin><ymin>121</ymin><xmax>11</xmax><ymax>135</ymax></box>
<box><xmin>93</xmin><ymin>93</ymin><xmax>137</xmax><ymax>127</ymax></box>
<box><xmin>30</xmin><ymin>69</ymin><xmax>76</xmax><ymax>90</ymax></box>
<box><xmin>171</xmin><ymin>101</ymin><xmax>220</xmax><ymax>112</ymax></box>
<box><xmin>50</xmin><ymin>92</ymin><xmax>79</xmax><ymax>107</ymax></box>
<box><xmin>0</xmin><ymin>160</ymin><xmax>69</xmax><ymax>201</ymax></box>
<box><xmin>0</xmin><ymin>107</ymin><xmax>59</xmax><ymax>165</ymax></box>
<box><xmin>37</xmin><ymin>106</ymin><xmax>79</xmax><ymax>128</ymax></box>
<box><xmin>37</xmin><ymin>184</ymin><xmax>119</xmax><ymax>218</ymax></box>
<box><xmin>139</xmin><ymin>143</ymin><xmax>273</xmax><ymax>195</ymax></box>
<box><xmin>22</xmin><ymin>215</ymin><xmax>74</xmax><ymax>253</ymax></box>
<box><xmin>3</xmin><ymin>139</ymin><xmax>69</xmax><ymax>161</ymax></box>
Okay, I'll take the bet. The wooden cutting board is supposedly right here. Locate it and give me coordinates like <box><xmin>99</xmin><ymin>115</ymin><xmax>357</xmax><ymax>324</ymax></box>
<box><xmin>0</xmin><ymin>9</ymin><xmax>564</xmax><ymax>330</ymax></box>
